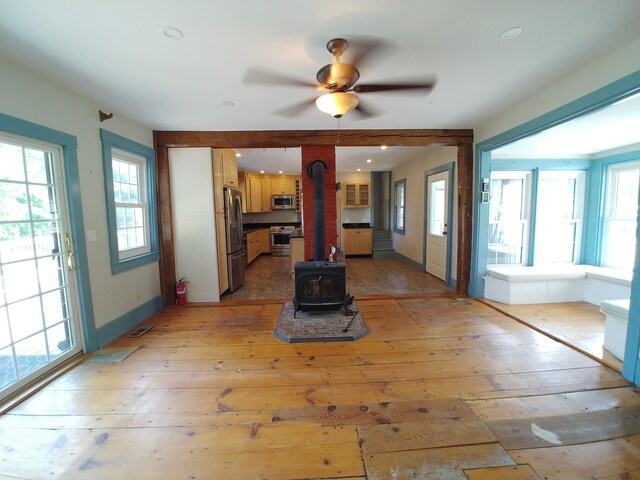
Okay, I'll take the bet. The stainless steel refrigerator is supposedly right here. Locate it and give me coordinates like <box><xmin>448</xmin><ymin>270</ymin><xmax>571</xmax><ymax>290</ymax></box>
<box><xmin>224</xmin><ymin>187</ymin><xmax>246</xmax><ymax>292</ymax></box>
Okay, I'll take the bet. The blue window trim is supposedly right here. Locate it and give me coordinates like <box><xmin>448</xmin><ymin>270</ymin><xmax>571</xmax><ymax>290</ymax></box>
<box><xmin>100</xmin><ymin>129</ymin><xmax>159</xmax><ymax>274</ymax></box>
<box><xmin>0</xmin><ymin>112</ymin><xmax>98</xmax><ymax>352</ymax></box>
<box><xmin>393</xmin><ymin>178</ymin><xmax>406</xmax><ymax>234</ymax></box>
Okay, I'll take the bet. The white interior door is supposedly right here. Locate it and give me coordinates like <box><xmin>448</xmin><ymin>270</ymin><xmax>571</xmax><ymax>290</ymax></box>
<box><xmin>426</xmin><ymin>171</ymin><xmax>449</xmax><ymax>281</ymax></box>
<box><xmin>0</xmin><ymin>133</ymin><xmax>83</xmax><ymax>401</ymax></box>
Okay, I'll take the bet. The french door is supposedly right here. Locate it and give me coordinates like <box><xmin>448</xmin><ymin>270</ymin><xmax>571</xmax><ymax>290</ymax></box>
<box><xmin>0</xmin><ymin>133</ymin><xmax>82</xmax><ymax>401</ymax></box>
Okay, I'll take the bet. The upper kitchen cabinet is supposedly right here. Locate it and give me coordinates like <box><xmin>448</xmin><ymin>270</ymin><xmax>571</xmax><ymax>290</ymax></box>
<box><xmin>343</xmin><ymin>182</ymin><xmax>370</xmax><ymax>208</ymax></box>
<box><xmin>270</xmin><ymin>176</ymin><xmax>296</xmax><ymax>195</ymax></box>
<box><xmin>244</xmin><ymin>174</ymin><xmax>271</xmax><ymax>213</ymax></box>
<box><xmin>213</xmin><ymin>149</ymin><xmax>238</xmax><ymax>189</ymax></box>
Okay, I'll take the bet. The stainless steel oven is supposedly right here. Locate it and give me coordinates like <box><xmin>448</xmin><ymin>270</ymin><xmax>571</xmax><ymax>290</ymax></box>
<box><xmin>270</xmin><ymin>225</ymin><xmax>295</xmax><ymax>256</ymax></box>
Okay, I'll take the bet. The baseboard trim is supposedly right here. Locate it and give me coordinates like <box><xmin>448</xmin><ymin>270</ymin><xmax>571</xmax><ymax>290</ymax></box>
<box><xmin>96</xmin><ymin>295</ymin><xmax>164</xmax><ymax>348</ymax></box>
<box><xmin>394</xmin><ymin>251</ymin><xmax>424</xmax><ymax>270</ymax></box>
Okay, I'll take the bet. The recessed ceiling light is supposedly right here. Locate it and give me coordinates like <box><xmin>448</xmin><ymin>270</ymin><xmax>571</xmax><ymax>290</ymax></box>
<box><xmin>278</xmin><ymin>170</ymin><xmax>283</xmax><ymax>174</ymax></box>
<box><xmin>357</xmin><ymin>168</ymin><xmax>361</xmax><ymax>172</ymax></box>
<box><xmin>163</xmin><ymin>26</ymin><xmax>184</xmax><ymax>39</ymax></box>
<box><xmin>500</xmin><ymin>27</ymin><xmax>522</xmax><ymax>40</ymax></box>
<box><xmin>366</xmin><ymin>159</ymin><xmax>372</xmax><ymax>163</ymax></box>
<box><xmin>380</xmin><ymin>145</ymin><xmax>387</xmax><ymax>150</ymax></box>
<box><xmin>260</xmin><ymin>170</ymin><xmax>265</xmax><ymax>174</ymax></box>
<box><xmin>222</xmin><ymin>101</ymin><xmax>235</xmax><ymax>107</ymax></box>
<box><xmin>235</xmin><ymin>153</ymin><xmax>241</xmax><ymax>157</ymax></box>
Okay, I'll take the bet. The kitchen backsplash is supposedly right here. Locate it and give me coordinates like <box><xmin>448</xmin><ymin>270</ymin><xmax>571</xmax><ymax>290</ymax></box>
<box><xmin>244</xmin><ymin>210</ymin><xmax>301</xmax><ymax>224</ymax></box>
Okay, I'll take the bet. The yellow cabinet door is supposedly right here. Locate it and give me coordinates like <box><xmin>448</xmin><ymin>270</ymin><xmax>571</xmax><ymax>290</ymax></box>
<box><xmin>343</xmin><ymin>183</ymin><xmax>370</xmax><ymax>208</ymax></box>
<box><xmin>270</xmin><ymin>177</ymin><xmax>296</xmax><ymax>195</ymax></box>
<box><xmin>222</xmin><ymin>154</ymin><xmax>238</xmax><ymax>189</ymax></box>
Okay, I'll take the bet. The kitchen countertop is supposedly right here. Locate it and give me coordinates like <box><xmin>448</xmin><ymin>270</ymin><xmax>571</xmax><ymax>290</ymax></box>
<box><xmin>243</xmin><ymin>222</ymin><xmax>301</xmax><ymax>232</ymax></box>
<box><xmin>342</xmin><ymin>223</ymin><xmax>372</xmax><ymax>229</ymax></box>
<box><xmin>289</xmin><ymin>228</ymin><xmax>304</xmax><ymax>239</ymax></box>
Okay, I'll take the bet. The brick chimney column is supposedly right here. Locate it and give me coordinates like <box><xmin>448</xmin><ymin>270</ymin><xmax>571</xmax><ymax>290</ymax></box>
<box><xmin>301</xmin><ymin>145</ymin><xmax>337</xmax><ymax>261</ymax></box>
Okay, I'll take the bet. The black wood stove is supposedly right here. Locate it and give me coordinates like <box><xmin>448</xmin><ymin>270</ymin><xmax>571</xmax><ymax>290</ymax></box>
<box><xmin>292</xmin><ymin>160</ymin><xmax>353</xmax><ymax>317</ymax></box>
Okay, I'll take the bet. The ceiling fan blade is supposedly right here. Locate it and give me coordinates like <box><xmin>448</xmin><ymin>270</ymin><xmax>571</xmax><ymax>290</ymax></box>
<box><xmin>345</xmin><ymin>36</ymin><xmax>396</xmax><ymax>70</ymax></box>
<box><xmin>353</xmin><ymin>81</ymin><xmax>435</xmax><ymax>94</ymax></box>
<box><xmin>244</xmin><ymin>68</ymin><xmax>317</xmax><ymax>88</ymax></box>
<box><xmin>351</xmin><ymin>99</ymin><xmax>381</xmax><ymax>119</ymax></box>
<box><xmin>273</xmin><ymin>98</ymin><xmax>317</xmax><ymax>118</ymax></box>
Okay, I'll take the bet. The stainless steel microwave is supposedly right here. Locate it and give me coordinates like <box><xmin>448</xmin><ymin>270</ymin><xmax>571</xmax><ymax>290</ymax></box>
<box><xmin>271</xmin><ymin>194</ymin><xmax>295</xmax><ymax>209</ymax></box>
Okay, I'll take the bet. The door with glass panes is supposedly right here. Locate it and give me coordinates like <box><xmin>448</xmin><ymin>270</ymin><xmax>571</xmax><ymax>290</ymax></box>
<box><xmin>0</xmin><ymin>133</ymin><xmax>82</xmax><ymax>401</ymax></box>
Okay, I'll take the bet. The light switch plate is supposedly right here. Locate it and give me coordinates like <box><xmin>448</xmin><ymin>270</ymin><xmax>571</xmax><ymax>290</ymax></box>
<box><xmin>86</xmin><ymin>230</ymin><xmax>97</xmax><ymax>242</ymax></box>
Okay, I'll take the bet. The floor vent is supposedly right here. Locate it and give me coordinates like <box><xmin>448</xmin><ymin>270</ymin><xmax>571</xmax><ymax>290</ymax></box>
<box><xmin>127</xmin><ymin>324</ymin><xmax>154</xmax><ymax>338</ymax></box>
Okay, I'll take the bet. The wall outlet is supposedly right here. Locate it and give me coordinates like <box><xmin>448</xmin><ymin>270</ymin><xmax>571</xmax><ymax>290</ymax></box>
<box><xmin>345</xmin><ymin>218</ymin><xmax>350</xmax><ymax>223</ymax></box>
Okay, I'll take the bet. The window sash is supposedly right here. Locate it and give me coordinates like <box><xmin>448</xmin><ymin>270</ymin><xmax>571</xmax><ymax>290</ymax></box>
<box><xmin>602</xmin><ymin>161</ymin><xmax>639</xmax><ymax>270</ymax></box>
<box><xmin>393</xmin><ymin>179</ymin><xmax>406</xmax><ymax>234</ymax></box>
<box><xmin>111</xmin><ymin>150</ymin><xmax>150</xmax><ymax>259</ymax></box>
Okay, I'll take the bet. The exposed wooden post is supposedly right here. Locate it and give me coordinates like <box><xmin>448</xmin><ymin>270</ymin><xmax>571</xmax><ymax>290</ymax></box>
<box><xmin>456</xmin><ymin>141</ymin><xmax>473</xmax><ymax>295</ymax></box>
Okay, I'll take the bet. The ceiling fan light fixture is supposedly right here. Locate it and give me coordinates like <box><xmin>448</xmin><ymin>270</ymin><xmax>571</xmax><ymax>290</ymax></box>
<box><xmin>315</xmin><ymin>92</ymin><xmax>359</xmax><ymax>118</ymax></box>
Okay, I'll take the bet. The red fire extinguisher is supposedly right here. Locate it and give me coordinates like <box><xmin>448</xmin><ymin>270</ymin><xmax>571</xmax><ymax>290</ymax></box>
<box><xmin>175</xmin><ymin>277</ymin><xmax>188</xmax><ymax>306</ymax></box>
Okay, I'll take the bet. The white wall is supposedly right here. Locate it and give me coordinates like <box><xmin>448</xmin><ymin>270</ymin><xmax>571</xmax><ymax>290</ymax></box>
<box><xmin>476</xmin><ymin>35</ymin><xmax>640</xmax><ymax>143</ymax></box>
<box><xmin>0</xmin><ymin>56</ymin><xmax>160</xmax><ymax>330</ymax></box>
<box><xmin>391</xmin><ymin>147</ymin><xmax>458</xmax><ymax>279</ymax></box>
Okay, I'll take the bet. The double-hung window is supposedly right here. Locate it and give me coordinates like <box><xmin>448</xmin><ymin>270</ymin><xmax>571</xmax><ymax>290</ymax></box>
<box><xmin>393</xmin><ymin>179</ymin><xmax>406</xmax><ymax>234</ymax></box>
<box><xmin>488</xmin><ymin>171</ymin><xmax>531</xmax><ymax>265</ymax></box>
<box><xmin>100</xmin><ymin>130</ymin><xmax>158</xmax><ymax>273</ymax></box>
<box><xmin>535</xmin><ymin>171</ymin><xmax>585</xmax><ymax>264</ymax></box>
<box><xmin>601</xmin><ymin>160</ymin><xmax>639</xmax><ymax>270</ymax></box>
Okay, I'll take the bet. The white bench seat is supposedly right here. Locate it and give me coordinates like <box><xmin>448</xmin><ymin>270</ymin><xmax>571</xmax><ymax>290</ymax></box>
<box><xmin>600</xmin><ymin>299</ymin><xmax>630</xmax><ymax>361</ymax></box>
<box><xmin>484</xmin><ymin>265</ymin><xmax>631</xmax><ymax>305</ymax></box>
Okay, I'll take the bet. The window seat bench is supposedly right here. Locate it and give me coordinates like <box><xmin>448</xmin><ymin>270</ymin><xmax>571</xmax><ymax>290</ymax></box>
<box><xmin>484</xmin><ymin>265</ymin><xmax>631</xmax><ymax>305</ymax></box>
<box><xmin>600</xmin><ymin>299</ymin><xmax>630</xmax><ymax>361</ymax></box>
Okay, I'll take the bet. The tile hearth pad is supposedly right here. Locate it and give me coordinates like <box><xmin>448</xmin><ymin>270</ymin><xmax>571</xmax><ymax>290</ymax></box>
<box><xmin>274</xmin><ymin>301</ymin><xmax>368</xmax><ymax>343</ymax></box>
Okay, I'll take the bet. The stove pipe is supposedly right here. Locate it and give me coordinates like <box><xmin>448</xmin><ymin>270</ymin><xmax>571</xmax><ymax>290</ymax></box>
<box><xmin>307</xmin><ymin>160</ymin><xmax>326</xmax><ymax>261</ymax></box>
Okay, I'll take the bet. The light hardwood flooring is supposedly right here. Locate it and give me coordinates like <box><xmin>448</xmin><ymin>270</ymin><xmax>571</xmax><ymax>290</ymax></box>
<box><xmin>221</xmin><ymin>254</ymin><xmax>455</xmax><ymax>301</ymax></box>
<box><xmin>482</xmin><ymin>300</ymin><xmax>622</xmax><ymax>372</ymax></box>
<box><xmin>2</xmin><ymin>297</ymin><xmax>639</xmax><ymax>479</ymax></box>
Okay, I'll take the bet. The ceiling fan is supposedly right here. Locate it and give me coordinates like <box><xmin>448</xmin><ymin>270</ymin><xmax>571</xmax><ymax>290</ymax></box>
<box><xmin>245</xmin><ymin>37</ymin><xmax>436</xmax><ymax>119</ymax></box>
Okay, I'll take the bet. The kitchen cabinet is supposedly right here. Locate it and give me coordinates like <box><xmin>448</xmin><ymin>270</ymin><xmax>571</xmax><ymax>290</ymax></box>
<box><xmin>343</xmin><ymin>182</ymin><xmax>370</xmax><ymax>208</ymax></box>
<box><xmin>270</xmin><ymin>176</ymin><xmax>296</xmax><ymax>195</ymax></box>
<box><xmin>222</xmin><ymin>151</ymin><xmax>238</xmax><ymax>189</ymax></box>
<box><xmin>246</xmin><ymin>230</ymin><xmax>259</xmax><ymax>264</ymax></box>
<box><xmin>212</xmin><ymin>150</ymin><xmax>224</xmax><ymax>214</ymax></box>
<box><xmin>213</xmin><ymin>149</ymin><xmax>238</xmax><ymax>190</ymax></box>
<box><xmin>342</xmin><ymin>228</ymin><xmax>372</xmax><ymax>256</ymax></box>
<box><xmin>258</xmin><ymin>228</ymin><xmax>270</xmax><ymax>253</ymax></box>
<box><xmin>289</xmin><ymin>236</ymin><xmax>304</xmax><ymax>277</ymax></box>
<box><xmin>246</xmin><ymin>176</ymin><xmax>271</xmax><ymax>213</ymax></box>
<box><xmin>215</xmin><ymin>212</ymin><xmax>229</xmax><ymax>293</ymax></box>
<box><xmin>246</xmin><ymin>228</ymin><xmax>270</xmax><ymax>264</ymax></box>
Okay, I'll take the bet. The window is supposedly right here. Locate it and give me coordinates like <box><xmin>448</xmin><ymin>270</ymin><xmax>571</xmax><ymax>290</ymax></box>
<box><xmin>488</xmin><ymin>171</ymin><xmax>531</xmax><ymax>265</ymax></box>
<box><xmin>534</xmin><ymin>171</ymin><xmax>585</xmax><ymax>264</ymax></box>
<box><xmin>393</xmin><ymin>179</ymin><xmax>406</xmax><ymax>234</ymax></box>
<box><xmin>100</xmin><ymin>130</ymin><xmax>158</xmax><ymax>273</ymax></box>
<box><xmin>602</xmin><ymin>160</ymin><xmax>639</xmax><ymax>270</ymax></box>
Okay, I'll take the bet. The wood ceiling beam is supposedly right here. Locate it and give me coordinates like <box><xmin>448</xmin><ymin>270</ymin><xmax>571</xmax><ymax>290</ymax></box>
<box><xmin>154</xmin><ymin>129</ymin><xmax>474</xmax><ymax>148</ymax></box>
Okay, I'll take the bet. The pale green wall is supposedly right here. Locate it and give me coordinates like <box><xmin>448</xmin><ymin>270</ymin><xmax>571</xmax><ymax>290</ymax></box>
<box><xmin>0</xmin><ymin>56</ymin><xmax>161</xmax><ymax>330</ymax></box>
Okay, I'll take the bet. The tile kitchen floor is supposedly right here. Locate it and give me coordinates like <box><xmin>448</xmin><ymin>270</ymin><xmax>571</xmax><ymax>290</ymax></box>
<box><xmin>221</xmin><ymin>254</ymin><xmax>454</xmax><ymax>302</ymax></box>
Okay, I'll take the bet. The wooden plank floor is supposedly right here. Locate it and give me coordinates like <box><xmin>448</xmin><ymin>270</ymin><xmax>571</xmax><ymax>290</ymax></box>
<box><xmin>482</xmin><ymin>300</ymin><xmax>623</xmax><ymax>372</ymax></box>
<box><xmin>1</xmin><ymin>297</ymin><xmax>639</xmax><ymax>479</ymax></box>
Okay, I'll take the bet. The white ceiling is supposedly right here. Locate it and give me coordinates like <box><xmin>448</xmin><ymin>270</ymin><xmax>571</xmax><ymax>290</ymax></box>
<box><xmin>1</xmin><ymin>0</ymin><xmax>640</xmax><ymax>172</ymax></box>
